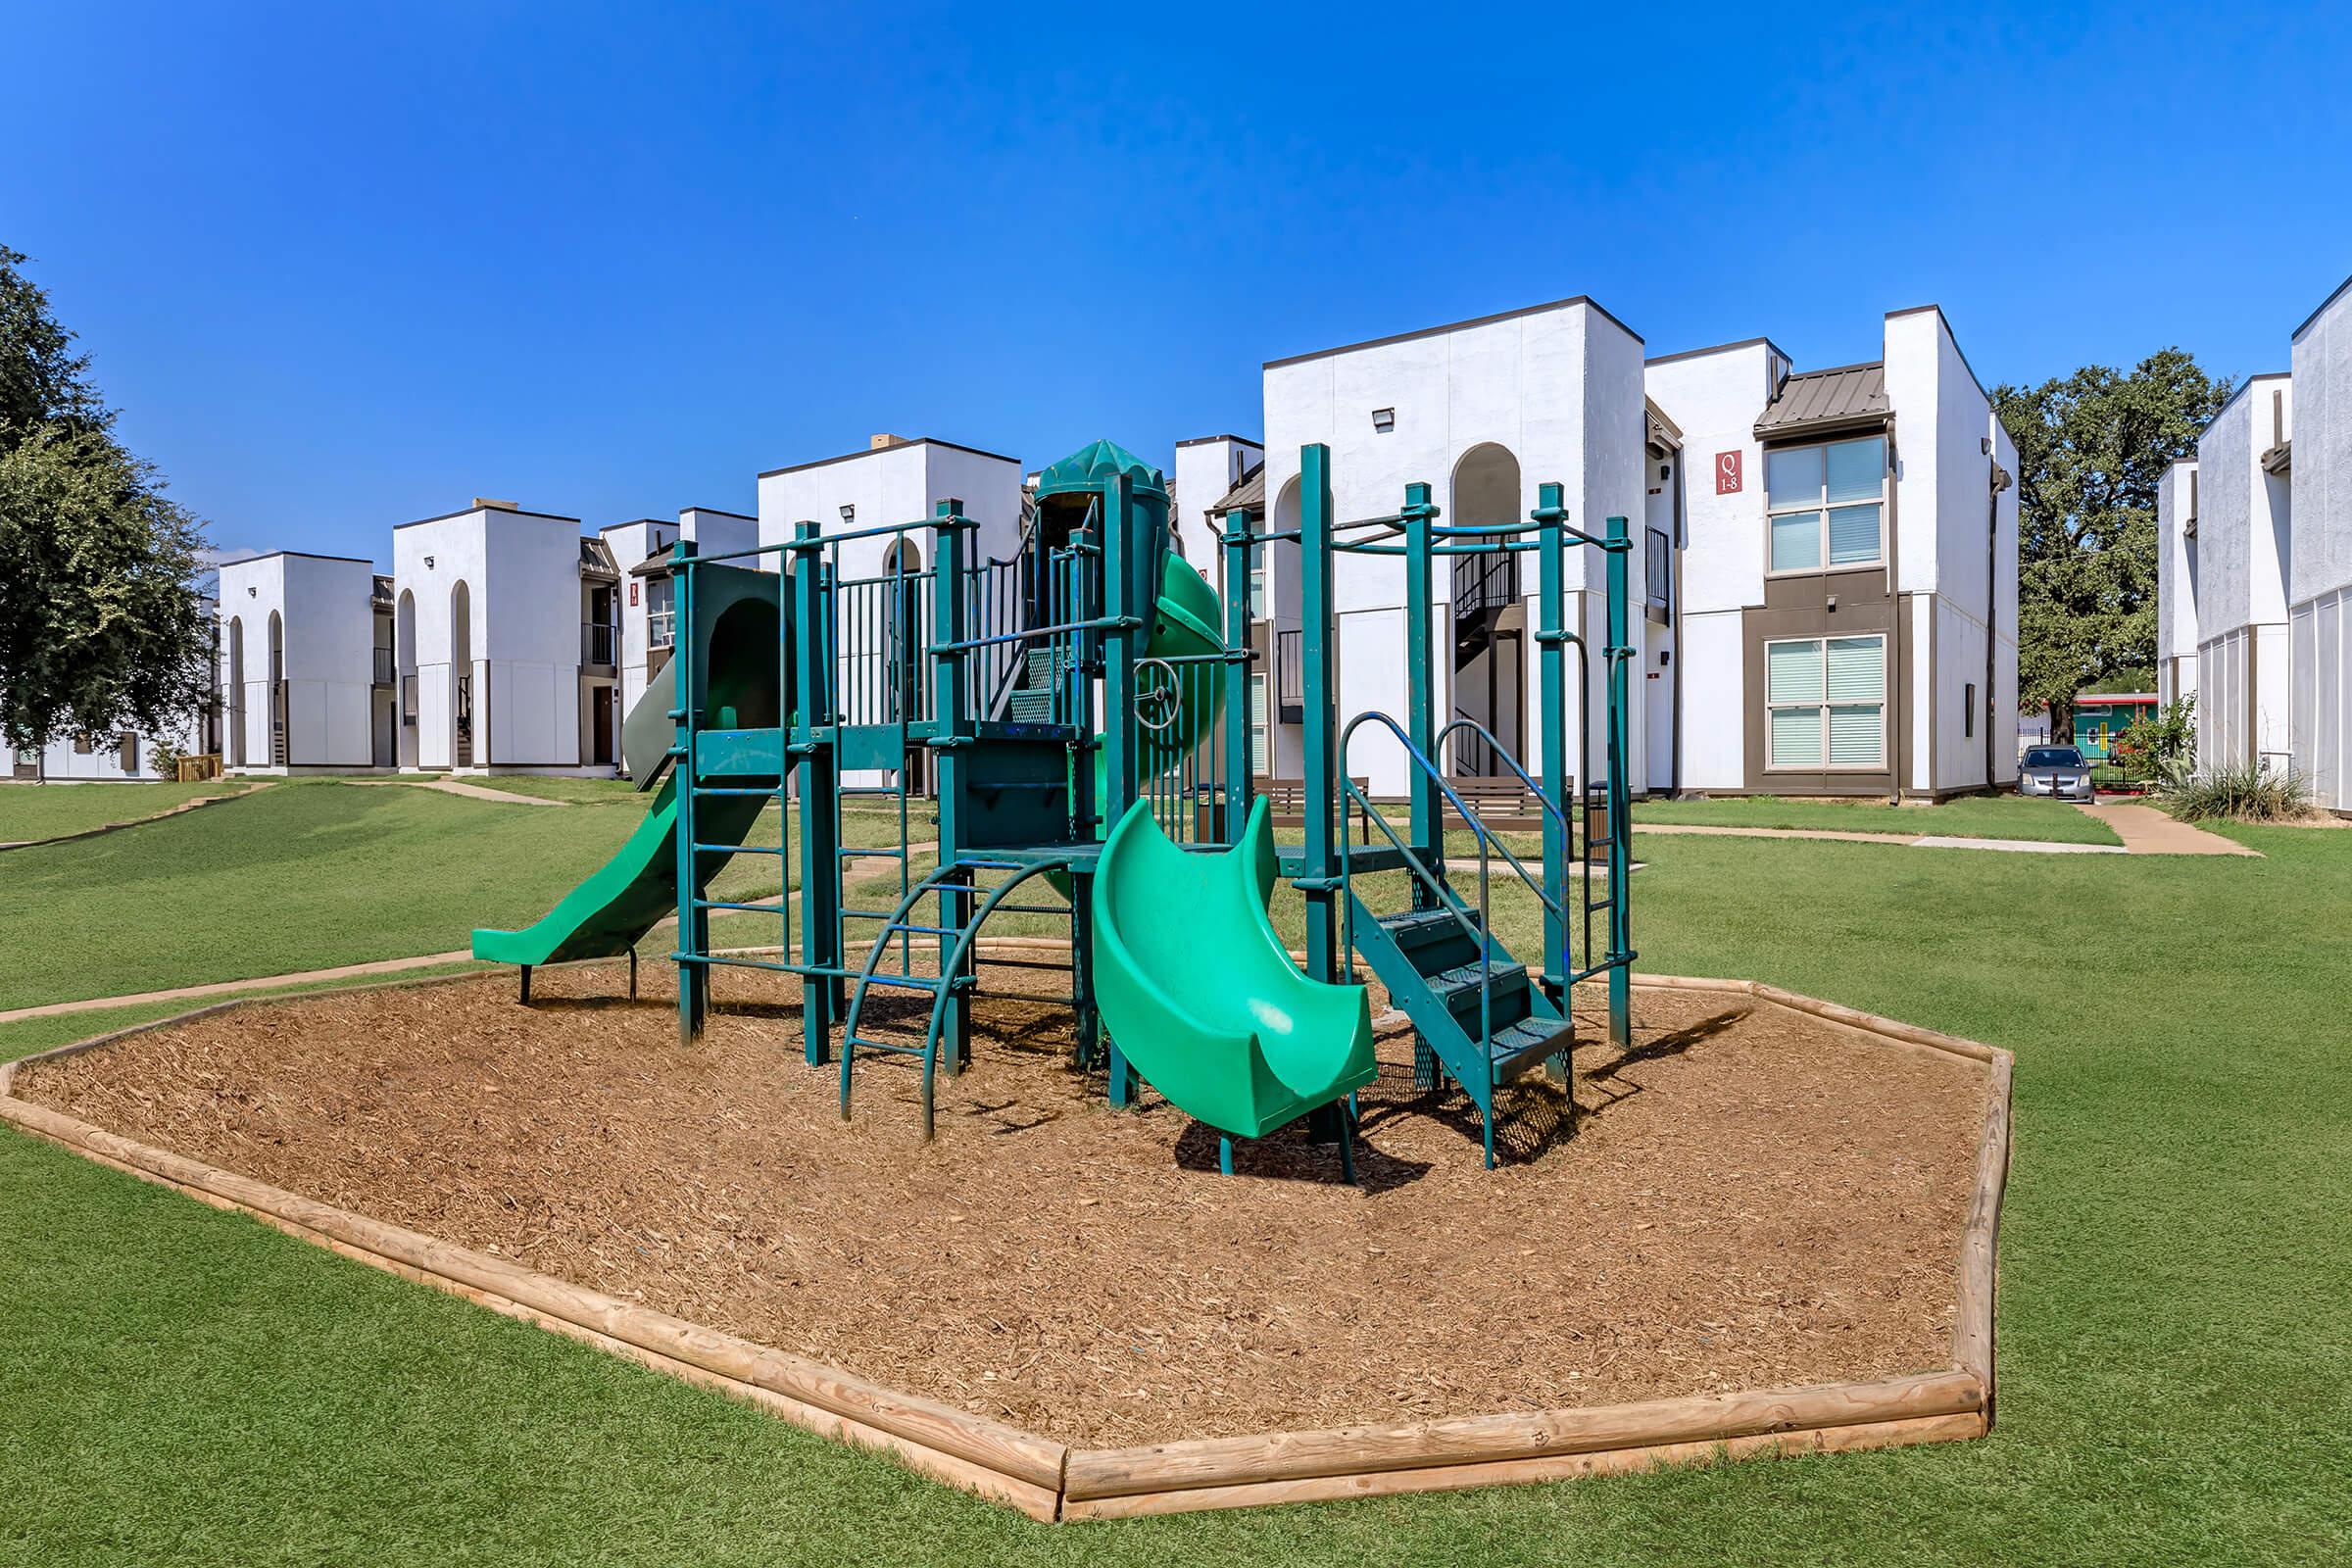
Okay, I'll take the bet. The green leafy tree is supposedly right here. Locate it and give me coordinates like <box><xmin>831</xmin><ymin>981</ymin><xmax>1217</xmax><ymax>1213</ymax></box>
<box><xmin>0</xmin><ymin>245</ymin><xmax>214</xmax><ymax>760</ymax></box>
<box><xmin>1994</xmin><ymin>350</ymin><xmax>2230</xmax><ymax>743</ymax></box>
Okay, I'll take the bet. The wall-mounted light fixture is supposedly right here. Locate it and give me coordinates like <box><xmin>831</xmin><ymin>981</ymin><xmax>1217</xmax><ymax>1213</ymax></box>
<box><xmin>422</xmin><ymin>555</ymin><xmax>435</xmax><ymax>569</ymax></box>
<box><xmin>247</xmin><ymin>585</ymin><xmax>257</xmax><ymax>597</ymax></box>
<box><xmin>840</xmin><ymin>504</ymin><xmax>856</xmax><ymax>524</ymax></box>
<box><xmin>1371</xmin><ymin>408</ymin><xmax>1396</xmax><ymax>434</ymax></box>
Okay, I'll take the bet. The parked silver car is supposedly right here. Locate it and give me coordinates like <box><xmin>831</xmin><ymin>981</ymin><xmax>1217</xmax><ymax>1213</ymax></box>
<box><xmin>2019</xmin><ymin>745</ymin><xmax>2094</xmax><ymax>802</ymax></box>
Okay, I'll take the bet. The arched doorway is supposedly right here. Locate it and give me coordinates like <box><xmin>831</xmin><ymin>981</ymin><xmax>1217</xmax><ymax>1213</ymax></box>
<box><xmin>395</xmin><ymin>589</ymin><xmax>417</xmax><ymax>768</ymax></box>
<box><xmin>267</xmin><ymin>611</ymin><xmax>286</xmax><ymax>766</ymax></box>
<box><xmin>226</xmin><ymin>616</ymin><xmax>247</xmax><ymax>767</ymax></box>
<box><xmin>1447</xmin><ymin>443</ymin><xmax>1525</xmax><ymax>776</ymax></box>
<box><xmin>450</xmin><ymin>581</ymin><xmax>474</xmax><ymax>768</ymax></box>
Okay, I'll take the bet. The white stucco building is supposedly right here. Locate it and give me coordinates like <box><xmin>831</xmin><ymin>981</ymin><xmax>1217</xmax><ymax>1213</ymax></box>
<box><xmin>1231</xmin><ymin>298</ymin><xmax>1648</xmax><ymax>799</ymax></box>
<box><xmin>2191</xmin><ymin>373</ymin><xmax>2295</xmax><ymax>773</ymax></box>
<box><xmin>1195</xmin><ymin>297</ymin><xmax>2015</xmax><ymax>802</ymax></box>
<box><xmin>5</xmin><ymin>595</ymin><xmax>220</xmax><ymax>782</ymax></box>
<box><xmin>2288</xmin><ymin>275</ymin><xmax>2351</xmax><ymax>812</ymax></box>
<box><xmin>215</xmin><ymin>553</ymin><xmax>390</xmax><ymax>773</ymax></box>
<box><xmin>390</xmin><ymin>500</ymin><xmax>618</xmax><ymax>774</ymax></box>
<box><xmin>759</xmin><ymin>436</ymin><xmax>1023</xmax><ymax>761</ymax></box>
<box><xmin>1645</xmin><ymin>307</ymin><xmax>2020</xmax><ymax>800</ymax></box>
<box><xmin>605</xmin><ymin>506</ymin><xmax>761</xmax><ymax>744</ymax></box>
<box><xmin>1172</xmin><ymin>435</ymin><xmax>1262</xmax><ymax>597</ymax></box>
<box><xmin>2157</xmin><ymin>460</ymin><xmax>2200</xmax><ymax>710</ymax></box>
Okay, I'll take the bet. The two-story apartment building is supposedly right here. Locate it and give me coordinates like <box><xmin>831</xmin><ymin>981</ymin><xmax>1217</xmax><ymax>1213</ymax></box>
<box><xmin>5</xmin><ymin>593</ymin><xmax>220</xmax><ymax>782</ymax></box>
<box><xmin>2157</xmin><ymin>460</ymin><xmax>2201</xmax><ymax>710</ymax></box>
<box><xmin>2191</xmin><ymin>373</ymin><xmax>2295</xmax><ymax>773</ymax></box>
<box><xmin>2288</xmin><ymin>275</ymin><xmax>2351</xmax><ymax>813</ymax></box>
<box><xmin>1647</xmin><ymin>307</ymin><xmax>2020</xmax><ymax>800</ymax></box>
<box><xmin>605</xmin><ymin>507</ymin><xmax>761</xmax><ymax>758</ymax></box>
<box><xmin>390</xmin><ymin>500</ymin><xmax>618</xmax><ymax>774</ymax></box>
<box><xmin>1198</xmin><ymin>298</ymin><xmax>2016</xmax><ymax>802</ymax></box>
<box><xmin>215</xmin><ymin>552</ymin><xmax>388</xmax><ymax>774</ymax></box>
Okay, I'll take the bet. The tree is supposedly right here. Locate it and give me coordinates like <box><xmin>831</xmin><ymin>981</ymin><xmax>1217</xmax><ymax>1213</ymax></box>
<box><xmin>0</xmin><ymin>246</ymin><xmax>214</xmax><ymax>760</ymax></box>
<box><xmin>1993</xmin><ymin>350</ymin><xmax>2230</xmax><ymax>743</ymax></box>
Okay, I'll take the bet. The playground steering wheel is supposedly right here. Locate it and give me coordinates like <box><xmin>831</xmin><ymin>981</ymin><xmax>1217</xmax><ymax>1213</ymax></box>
<box><xmin>1135</xmin><ymin>659</ymin><xmax>1183</xmax><ymax>735</ymax></box>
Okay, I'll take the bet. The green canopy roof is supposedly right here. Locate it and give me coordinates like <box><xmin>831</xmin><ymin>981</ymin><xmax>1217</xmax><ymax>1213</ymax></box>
<box><xmin>1034</xmin><ymin>438</ymin><xmax>1165</xmax><ymax>500</ymax></box>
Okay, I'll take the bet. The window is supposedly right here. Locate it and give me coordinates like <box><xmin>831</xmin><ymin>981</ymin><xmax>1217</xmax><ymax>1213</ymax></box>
<box><xmin>73</xmin><ymin>733</ymin><xmax>93</xmax><ymax>755</ymax></box>
<box><xmin>1766</xmin><ymin>436</ymin><xmax>1885</xmax><ymax>573</ymax></box>
<box><xmin>647</xmin><ymin>575</ymin><xmax>676</xmax><ymax>649</ymax></box>
<box><xmin>1645</xmin><ymin>527</ymin><xmax>1671</xmax><ymax>610</ymax></box>
<box><xmin>1964</xmin><ymin>682</ymin><xmax>1976</xmax><ymax>739</ymax></box>
<box><xmin>1250</xmin><ymin>672</ymin><xmax>1269</xmax><ymax>775</ymax></box>
<box><xmin>1766</xmin><ymin>635</ymin><xmax>1886</xmax><ymax>768</ymax></box>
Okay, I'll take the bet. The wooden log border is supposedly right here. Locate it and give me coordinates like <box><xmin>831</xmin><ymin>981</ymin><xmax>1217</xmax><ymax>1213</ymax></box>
<box><xmin>0</xmin><ymin>964</ymin><xmax>2012</xmax><ymax>1523</ymax></box>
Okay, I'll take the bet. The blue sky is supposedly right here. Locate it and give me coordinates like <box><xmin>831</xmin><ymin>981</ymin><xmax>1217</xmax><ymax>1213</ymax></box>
<box><xmin>5</xmin><ymin>1</ymin><xmax>2348</xmax><ymax>564</ymax></box>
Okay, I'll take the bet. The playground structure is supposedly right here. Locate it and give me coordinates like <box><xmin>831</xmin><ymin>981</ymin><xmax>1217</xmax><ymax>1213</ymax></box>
<box><xmin>473</xmin><ymin>438</ymin><xmax>1639</xmax><ymax>1170</ymax></box>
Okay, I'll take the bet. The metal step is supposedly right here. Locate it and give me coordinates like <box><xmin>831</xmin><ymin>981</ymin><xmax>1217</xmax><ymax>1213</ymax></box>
<box><xmin>1485</xmin><ymin>1015</ymin><xmax>1570</xmax><ymax>1078</ymax></box>
<box><xmin>1424</xmin><ymin>956</ymin><xmax>1528</xmax><ymax>1001</ymax></box>
<box><xmin>1375</xmin><ymin>905</ymin><xmax>1480</xmax><ymax>954</ymax></box>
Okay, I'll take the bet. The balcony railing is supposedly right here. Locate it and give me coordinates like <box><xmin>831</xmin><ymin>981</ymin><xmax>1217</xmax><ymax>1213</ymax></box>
<box><xmin>1275</xmin><ymin>627</ymin><xmax>1304</xmax><ymax>723</ymax></box>
<box><xmin>583</xmin><ymin>620</ymin><xmax>617</xmax><ymax>665</ymax></box>
<box><xmin>648</xmin><ymin>609</ymin><xmax>675</xmax><ymax>650</ymax></box>
<box><xmin>372</xmin><ymin>646</ymin><xmax>396</xmax><ymax>685</ymax></box>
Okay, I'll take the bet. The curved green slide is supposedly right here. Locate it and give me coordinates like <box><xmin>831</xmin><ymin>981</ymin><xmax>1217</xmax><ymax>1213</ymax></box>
<box><xmin>1091</xmin><ymin>796</ymin><xmax>1376</xmax><ymax>1139</ymax></box>
<box><xmin>472</xmin><ymin>566</ymin><xmax>781</xmax><ymax>967</ymax></box>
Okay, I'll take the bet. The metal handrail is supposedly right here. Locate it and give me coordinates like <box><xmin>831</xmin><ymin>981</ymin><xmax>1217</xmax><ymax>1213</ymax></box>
<box><xmin>1342</xmin><ymin>710</ymin><xmax>1562</xmax><ymax>925</ymax></box>
<box><xmin>1434</xmin><ymin>716</ymin><xmax>1566</xmax><ymax>829</ymax></box>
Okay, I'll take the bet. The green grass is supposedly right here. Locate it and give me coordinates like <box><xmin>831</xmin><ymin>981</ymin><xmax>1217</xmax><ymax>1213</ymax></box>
<box><xmin>0</xmin><ymin>778</ymin><xmax>241</xmax><ymax>843</ymax></box>
<box><xmin>0</xmin><ymin>781</ymin><xmax>646</xmax><ymax>1010</ymax></box>
<box><xmin>5</xmin><ymin>796</ymin><xmax>2351</xmax><ymax>1562</ymax></box>
<box><xmin>1635</xmin><ymin>793</ymin><xmax>2122</xmax><ymax>845</ymax></box>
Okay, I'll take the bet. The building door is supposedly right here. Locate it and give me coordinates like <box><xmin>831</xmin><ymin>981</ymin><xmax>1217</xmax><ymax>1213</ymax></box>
<box><xmin>591</xmin><ymin>686</ymin><xmax>615</xmax><ymax>767</ymax></box>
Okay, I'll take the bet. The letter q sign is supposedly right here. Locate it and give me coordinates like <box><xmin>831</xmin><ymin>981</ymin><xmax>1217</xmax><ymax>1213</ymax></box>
<box><xmin>1715</xmin><ymin>451</ymin><xmax>1742</xmax><ymax>495</ymax></box>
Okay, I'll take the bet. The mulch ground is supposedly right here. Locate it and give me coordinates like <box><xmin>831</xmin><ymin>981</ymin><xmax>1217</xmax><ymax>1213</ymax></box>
<box><xmin>17</xmin><ymin>958</ymin><xmax>1986</xmax><ymax>1446</ymax></box>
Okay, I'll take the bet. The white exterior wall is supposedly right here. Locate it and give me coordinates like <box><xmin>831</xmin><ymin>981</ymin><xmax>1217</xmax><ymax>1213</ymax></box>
<box><xmin>393</xmin><ymin>507</ymin><xmax>585</xmax><ymax>772</ymax></box>
<box><xmin>216</xmin><ymin>554</ymin><xmax>378</xmax><ymax>772</ymax></box>
<box><xmin>1172</xmin><ymin>436</ymin><xmax>1261</xmax><ymax>601</ymax></box>
<box><xmin>759</xmin><ymin>441</ymin><xmax>1021</xmax><ymax>782</ymax></box>
<box><xmin>2195</xmin><ymin>375</ymin><xmax>2294</xmax><ymax>769</ymax></box>
<box><xmin>2157</xmin><ymin>462</ymin><xmax>2201</xmax><ymax>709</ymax></box>
<box><xmin>679</xmin><ymin>508</ymin><xmax>760</xmax><ymax>563</ymax></box>
<box><xmin>2290</xmin><ymin>277</ymin><xmax>2352</xmax><ymax>810</ymax></box>
<box><xmin>604</xmin><ymin>518</ymin><xmax>679</xmax><ymax>725</ymax></box>
<box><xmin>1645</xmin><ymin>341</ymin><xmax>1785</xmax><ymax>791</ymax></box>
<box><xmin>1260</xmin><ymin>300</ymin><xmax>1647</xmax><ymax>797</ymax></box>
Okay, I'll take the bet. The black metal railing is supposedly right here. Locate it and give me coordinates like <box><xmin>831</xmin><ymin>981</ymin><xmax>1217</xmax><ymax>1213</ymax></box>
<box><xmin>583</xmin><ymin>620</ymin><xmax>617</xmax><ymax>666</ymax></box>
<box><xmin>372</xmin><ymin>646</ymin><xmax>396</xmax><ymax>685</ymax></box>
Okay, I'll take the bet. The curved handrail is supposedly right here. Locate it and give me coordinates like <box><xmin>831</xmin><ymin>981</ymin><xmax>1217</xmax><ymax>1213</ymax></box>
<box><xmin>1433</xmin><ymin>716</ymin><xmax>1566</xmax><ymax>830</ymax></box>
<box><xmin>1341</xmin><ymin>710</ymin><xmax>1562</xmax><ymax>925</ymax></box>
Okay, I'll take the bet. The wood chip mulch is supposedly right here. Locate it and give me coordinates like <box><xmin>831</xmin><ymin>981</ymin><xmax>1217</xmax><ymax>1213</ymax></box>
<box><xmin>17</xmin><ymin>960</ymin><xmax>1986</xmax><ymax>1446</ymax></box>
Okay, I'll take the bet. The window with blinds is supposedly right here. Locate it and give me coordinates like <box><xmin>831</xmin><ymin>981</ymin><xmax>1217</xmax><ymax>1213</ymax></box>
<box><xmin>1767</xmin><ymin>635</ymin><xmax>1886</xmax><ymax>768</ymax></box>
<box><xmin>1250</xmin><ymin>672</ymin><xmax>1269</xmax><ymax>775</ymax></box>
<box><xmin>1765</xmin><ymin>436</ymin><xmax>1886</xmax><ymax>573</ymax></box>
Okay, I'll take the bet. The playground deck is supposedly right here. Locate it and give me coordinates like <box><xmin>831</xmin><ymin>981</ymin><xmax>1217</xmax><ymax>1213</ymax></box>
<box><xmin>13</xmin><ymin>959</ymin><xmax>1986</xmax><ymax>1448</ymax></box>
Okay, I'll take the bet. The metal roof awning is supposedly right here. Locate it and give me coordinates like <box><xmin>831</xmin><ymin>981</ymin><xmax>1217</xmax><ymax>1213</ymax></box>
<box><xmin>1209</xmin><ymin>461</ymin><xmax>1265</xmax><ymax>516</ymax></box>
<box><xmin>1755</xmin><ymin>362</ymin><xmax>1889</xmax><ymax>441</ymax></box>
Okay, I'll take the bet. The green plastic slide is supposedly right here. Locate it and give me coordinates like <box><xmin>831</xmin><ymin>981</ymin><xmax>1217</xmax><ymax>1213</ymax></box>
<box><xmin>1091</xmin><ymin>796</ymin><xmax>1376</xmax><ymax>1139</ymax></box>
<box><xmin>469</xmin><ymin>776</ymin><xmax>768</xmax><ymax>966</ymax></box>
<box><xmin>472</xmin><ymin>564</ymin><xmax>782</xmax><ymax>968</ymax></box>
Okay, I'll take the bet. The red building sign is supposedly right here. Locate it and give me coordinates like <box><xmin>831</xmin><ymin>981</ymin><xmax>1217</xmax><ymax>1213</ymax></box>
<box><xmin>1715</xmin><ymin>451</ymin><xmax>1742</xmax><ymax>495</ymax></box>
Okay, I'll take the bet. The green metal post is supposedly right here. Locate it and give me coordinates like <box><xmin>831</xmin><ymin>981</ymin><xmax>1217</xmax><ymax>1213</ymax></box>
<box><xmin>930</xmin><ymin>500</ymin><xmax>972</xmax><ymax>1074</ymax></box>
<box><xmin>790</xmin><ymin>522</ymin><xmax>839</xmax><ymax>1060</ymax></box>
<box><xmin>1221</xmin><ymin>505</ymin><xmax>1254</xmax><ymax>843</ymax></box>
<box><xmin>1604</xmin><ymin>514</ymin><xmax>1635</xmax><ymax>1050</ymax></box>
<box><xmin>1401</xmin><ymin>483</ymin><xmax>1439</xmax><ymax>877</ymax></box>
<box><xmin>1535</xmin><ymin>483</ymin><xmax>1569</xmax><ymax>1004</ymax></box>
<box><xmin>671</xmin><ymin>539</ymin><xmax>707</xmax><ymax>1045</ymax></box>
<box><xmin>1298</xmin><ymin>445</ymin><xmax>1341</xmax><ymax>987</ymax></box>
<box><xmin>1402</xmin><ymin>480</ymin><xmax>1440</xmax><ymax>1093</ymax></box>
<box><xmin>1100</xmin><ymin>473</ymin><xmax>1139</xmax><ymax>1106</ymax></box>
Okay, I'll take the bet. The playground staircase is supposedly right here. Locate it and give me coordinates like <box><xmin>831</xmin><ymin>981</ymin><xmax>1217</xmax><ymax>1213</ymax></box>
<box><xmin>1348</xmin><ymin>890</ymin><xmax>1569</xmax><ymax>1168</ymax></box>
<box><xmin>1002</xmin><ymin>645</ymin><xmax>1065</xmax><ymax>724</ymax></box>
<box><xmin>1338</xmin><ymin>713</ymin><xmax>1574</xmax><ymax>1168</ymax></box>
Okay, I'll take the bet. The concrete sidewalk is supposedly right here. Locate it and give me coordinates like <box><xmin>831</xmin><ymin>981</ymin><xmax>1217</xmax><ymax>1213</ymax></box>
<box><xmin>1634</xmin><ymin>803</ymin><xmax>2257</xmax><ymax>858</ymax></box>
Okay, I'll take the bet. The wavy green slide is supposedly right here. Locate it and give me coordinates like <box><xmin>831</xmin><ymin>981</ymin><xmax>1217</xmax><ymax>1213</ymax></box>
<box><xmin>1092</xmin><ymin>796</ymin><xmax>1376</xmax><ymax>1139</ymax></box>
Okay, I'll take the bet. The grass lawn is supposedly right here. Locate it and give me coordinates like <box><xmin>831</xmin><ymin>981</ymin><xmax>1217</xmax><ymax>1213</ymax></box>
<box><xmin>0</xmin><ymin>778</ymin><xmax>242</xmax><ymax>844</ymax></box>
<box><xmin>0</xmin><ymin>782</ymin><xmax>647</xmax><ymax>1010</ymax></box>
<box><xmin>1635</xmin><ymin>793</ymin><xmax>2122</xmax><ymax>845</ymax></box>
<box><xmin>5</xmin><ymin>798</ymin><xmax>2349</xmax><ymax>1562</ymax></box>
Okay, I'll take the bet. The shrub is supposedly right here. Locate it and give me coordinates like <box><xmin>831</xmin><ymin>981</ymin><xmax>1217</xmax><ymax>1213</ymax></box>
<box><xmin>2114</xmin><ymin>696</ymin><xmax>2195</xmax><ymax>775</ymax></box>
<box><xmin>2154</xmin><ymin>758</ymin><xmax>2315</xmax><ymax>823</ymax></box>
